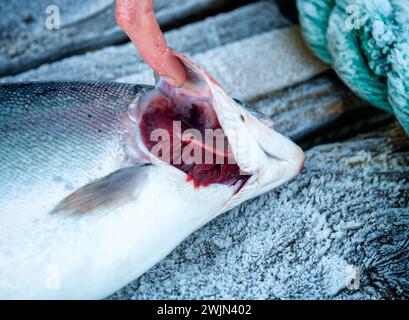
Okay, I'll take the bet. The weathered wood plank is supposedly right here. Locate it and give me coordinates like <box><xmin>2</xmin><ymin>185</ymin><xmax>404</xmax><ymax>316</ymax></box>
<box><xmin>119</xmin><ymin>26</ymin><xmax>329</xmax><ymax>101</ymax></box>
<box><xmin>253</xmin><ymin>72</ymin><xmax>393</xmax><ymax>145</ymax></box>
<box><xmin>1</xmin><ymin>1</ymin><xmax>288</xmax><ymax>82</ymax></box>
<box><xmin>115</xmin><ymin>25</ymin><xmax>394</xmax><ymax>144</ymax></box>
<box><xmin>0</xmin><ymin>0</ymin><xmax>249</xmax><ymax>77</ymax></box>
<box><xmin>110</xmin><ymin>123</ymin><xmax>409</xmax><ymax>299</ymax></box>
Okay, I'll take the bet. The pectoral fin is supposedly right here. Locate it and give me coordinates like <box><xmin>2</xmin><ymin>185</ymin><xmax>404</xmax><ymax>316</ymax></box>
<box><xmin>51</xmin><ymin>164</ymin><xmax>151</xmax><ymax>214</ymax></box>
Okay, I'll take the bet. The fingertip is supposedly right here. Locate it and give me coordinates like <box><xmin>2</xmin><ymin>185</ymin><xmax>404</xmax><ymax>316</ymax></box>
<box><xmin>163</xmin><ymin>77</ymin><xmax>179</xmax><ymax>87</ymax></box>
<box><xmin>164</xmin><ymin>73</ymin><xmax>186</xmax><ymax>88</ymax></box>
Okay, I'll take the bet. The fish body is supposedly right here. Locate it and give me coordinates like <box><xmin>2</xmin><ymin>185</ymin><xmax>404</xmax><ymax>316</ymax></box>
<box><xmin>0</xmin><ymin>82</ymin><xmax>236</xmax><ymax>299</ymax></box>
<box><xmin>0</xmin><ymin>56</ymin><xmax>304</xmax><ymax>299</ymax></box>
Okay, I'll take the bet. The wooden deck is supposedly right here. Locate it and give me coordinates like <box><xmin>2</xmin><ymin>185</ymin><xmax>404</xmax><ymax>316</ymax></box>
<box><xmin>1</xmin><ymin>0</ymin><xmax>407</xmax><ymax>299</ymax></box>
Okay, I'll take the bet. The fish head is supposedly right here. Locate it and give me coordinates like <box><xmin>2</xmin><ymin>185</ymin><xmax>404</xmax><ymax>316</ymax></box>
<box><xmin>129</xmin><ymin>53</ymin><xmax>305</xmax><ymax>214</ymax></box>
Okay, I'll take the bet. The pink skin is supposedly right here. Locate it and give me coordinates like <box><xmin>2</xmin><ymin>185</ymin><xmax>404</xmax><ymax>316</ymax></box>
<box><xmin>116</xmin><ymin>0</ymin><xmax>187</xmax><ymax>87</ymax></box>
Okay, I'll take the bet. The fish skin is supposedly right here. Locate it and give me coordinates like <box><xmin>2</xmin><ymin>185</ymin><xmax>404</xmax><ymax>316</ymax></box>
<box><xmin>0</xmin><ymin>81</ymin><xmax>243</xmax><ymax>298</ymax></box>
<box><xmin>0</xmin><ymin>73</ymin><xmax>303</xmax><ymax>299</ymax></box>
<box><xmin>0</xmin><ymin>82</ymin><xmax>151</xmax><ymax>298</ymax></box>
<box><xmin>0</xmin><ymin>82</ymin><xmax>146</xmax><ymax>229</ymax></box>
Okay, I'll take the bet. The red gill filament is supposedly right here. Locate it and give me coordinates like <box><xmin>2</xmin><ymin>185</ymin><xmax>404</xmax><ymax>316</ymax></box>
<box><xmin>140</xmin><ymin>101</ymin><xmax>247</xmax><ymax>188</ymax></box>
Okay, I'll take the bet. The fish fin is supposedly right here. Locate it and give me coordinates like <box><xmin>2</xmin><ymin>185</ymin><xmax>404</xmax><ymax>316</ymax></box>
<box><xmin>51</xmin><ymin>164</ymin><xmax>151</xmax><ymax>214</ymax></box>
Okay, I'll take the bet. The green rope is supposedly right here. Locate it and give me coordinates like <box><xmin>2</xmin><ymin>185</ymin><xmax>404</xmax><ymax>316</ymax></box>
<box><xmin>297</xmin><ymin>0</ymin><xmax>409</xmax><ymax>135</ymax></box>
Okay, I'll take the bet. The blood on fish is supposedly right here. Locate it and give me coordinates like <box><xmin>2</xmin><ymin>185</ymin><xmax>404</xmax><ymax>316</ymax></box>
<box><xmin>140</xmin><ymin>100</ymin><xmax>247</xmax><ymax>188</ymax></box>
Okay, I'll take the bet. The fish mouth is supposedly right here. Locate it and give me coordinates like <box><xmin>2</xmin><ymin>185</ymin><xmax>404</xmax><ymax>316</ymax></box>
<box><xmin>128</xmin><ymin>53</ymin><xmax>304</xmax><ymax>205</ymax></box>
<box><xmin>137</xmin><ymin>80</ymin><xmax>250</xmax><ymax>190</ymax></box>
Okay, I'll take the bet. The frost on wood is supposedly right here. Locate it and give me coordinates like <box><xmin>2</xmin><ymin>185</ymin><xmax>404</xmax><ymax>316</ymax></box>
<box><xmin>251</xmin><ymin>73</ymin><xmax>387</xmax><ymax>142</ymax></box>
<box><xmin>0</xmin><ymin>0</ymin><xmax>238</xmax><ymax>77</ymax></box>
<box><xmin>0</xmin><ymin>1</ymin><xmax>289</xmax><ymax>83</ymax></box>
<box><xmin>109</xmin><ymin>124</ymin><xmax>409</xmax><ymax>300</ymax></box>
<box><xmin>119</xmin><ymin>27</ymin><xmax>329</xmax><ymax>101</ymax></box>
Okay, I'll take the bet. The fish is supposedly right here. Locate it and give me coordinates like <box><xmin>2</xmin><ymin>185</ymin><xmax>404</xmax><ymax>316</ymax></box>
<box><xmin>0</xmin><ymin>54</ymin><xmax>304</xmax><ymax>299</ymax></box>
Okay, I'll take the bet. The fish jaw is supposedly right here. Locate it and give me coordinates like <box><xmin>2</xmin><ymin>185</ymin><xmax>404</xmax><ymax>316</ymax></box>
<box><xmin>212</xmin><ymin>89</ymin><xmax>305</xmax><ymax>213</ymax></box>
<box><xmin>131</xmin><ymin>53</ymin><xmax>305</xmax><ymax>213</ymax></box>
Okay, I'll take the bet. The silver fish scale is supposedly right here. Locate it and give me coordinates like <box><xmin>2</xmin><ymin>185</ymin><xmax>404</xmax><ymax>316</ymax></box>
<box><xmin>0</xmin><ymin>82</ymin><xmax>144</xmax><ymax>241</ymax></box>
